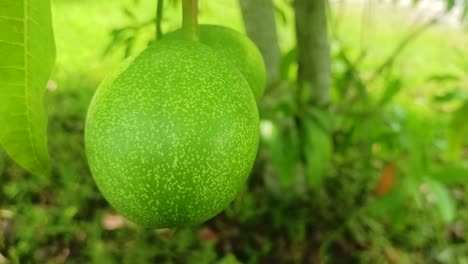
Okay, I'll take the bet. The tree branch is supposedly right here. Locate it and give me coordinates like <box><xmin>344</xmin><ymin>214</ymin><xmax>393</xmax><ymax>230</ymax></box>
<box><xmin>239</xmin><ymin>0</ymin><xmax>281</xmax><ymax>86</ymax></box>
<box><xmin>295</xmin><ymin>0</ymin><xmax>331</xmax><ymax>107</ymax></box>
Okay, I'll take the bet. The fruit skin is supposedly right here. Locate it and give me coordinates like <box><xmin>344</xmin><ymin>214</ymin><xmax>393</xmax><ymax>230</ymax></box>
<box><xmin>166</xmin><ymin>24</ymin><xmax>266</xmax><ymax>102</ymax></box>
<box><xmin>85</xmin><ymin>38</ymin><xmax>259</xmax><ymax>228</ymax></box>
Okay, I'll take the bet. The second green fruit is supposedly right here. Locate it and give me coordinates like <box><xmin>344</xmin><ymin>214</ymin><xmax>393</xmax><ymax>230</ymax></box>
<box><xmin>166</xmin><ymin>24</ymin><xmax>266</xmax><ymax>102</ymax></box>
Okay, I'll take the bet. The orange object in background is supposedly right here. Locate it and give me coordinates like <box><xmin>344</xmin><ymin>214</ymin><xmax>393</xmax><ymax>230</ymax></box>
<box><xmin>375</xmin><ymin>164</ymin><xmax>396</xmax><ymax>197</ymax></box>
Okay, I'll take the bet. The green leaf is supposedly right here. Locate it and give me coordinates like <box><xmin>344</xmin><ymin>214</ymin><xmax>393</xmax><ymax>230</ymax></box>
<box><xmin>263</xmin><ymin>120</ymin><xmax>300</xmax><ymax>190</ymax></box>
<box><xmin>279</xmin><ymin>47</ymin><xmax>297</xmax><ymax>81</ymax></box>
<box><xmin>307</xmin><ymin>107</ymin><xmax>336</xmax><ymax>133</ymax></box>
<box><xmin>368</xmin><ymin>177</ymin><xmax>416</xmax><ymax>226</ymax></box>
<box><xmin>369</xmin><ymin>175</ymin><xmax>413</xmax><ymax>213</ymax></box>
<box><xmin>427</xmin><ymin>73</ymin><xmax>460</xmax><ymax>83</ymax></box>
<box><xmin>430</xmin><ymin>163</ymin><xmax>468</xmax><ymax>185</ymax></box>
<box><xmin>446</xmin><ymin>0</ymin><xmax>456</xmax><ymax>11</ymax></box>
<box><xmin>432</xmin><ymin>89</ymin><xmax>466</xmax><ymax>103</ymax></box>
<box><xmin>302</xmin><ymin>118</ymin><xmax>333</xmax><ymax>187</ymax></box>
<box><xmin>217</xmin><ymin>253</ymin><xmax>242</xmax><ymax>264</ymax></box>
<box><xmin>0</xmin><ymin>0</ymin><xmax>55</xmax><ymax>176</ymax></box>
<box><xmin>274</xmin><ymin>4</ymin><xmax>288</xmax><ymax>25</ymax></box>
<box><xmin>368</xmin><ymin>185</ymin><xmax>407</xmax><ymax>219</ymax></box>
<box><xmin>463</xmin><ymin>0</ymin><xmax>468</xmax><ymax>19</ymax></box>
<box><xmin>447</xmin><ymin>101</ymin><xmax>468</xmax><ymax>161</ymax></box>
<box><xmin>378</xmin><ymin>78</ymin><xmax>402</xmax><ymax>106</ymax></box>
<box><xmin>122</xmin><ymin>6</ymin><xmax>137</xmax><ymax>21</ymax></box>
<box><xmin>425</xmin><ymin>179</ymin><xmax>456</xmax><ymax>223</ymax></box>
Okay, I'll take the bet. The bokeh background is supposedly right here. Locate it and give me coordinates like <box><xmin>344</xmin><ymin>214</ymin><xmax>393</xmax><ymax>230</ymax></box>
<box><xmin>1</xmin><ymin>0</ymin><xmax>468</xmax><ymax>263</ymax></box>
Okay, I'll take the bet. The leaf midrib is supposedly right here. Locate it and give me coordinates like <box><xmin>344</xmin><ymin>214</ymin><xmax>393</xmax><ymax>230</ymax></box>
<box><xmin>23</xmin><ymin>0</ymin><xmax>42</xmax><ymax>170</ymax></box>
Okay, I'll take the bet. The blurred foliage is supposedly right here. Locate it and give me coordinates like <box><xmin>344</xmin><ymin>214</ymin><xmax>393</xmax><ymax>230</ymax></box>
<box><xmin>1</xmin><ymin>0</ymin><xmax>468</xmax><ymax>263</ymax></box>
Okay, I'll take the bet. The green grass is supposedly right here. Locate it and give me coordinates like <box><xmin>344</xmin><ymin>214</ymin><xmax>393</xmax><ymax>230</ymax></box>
<box><xmin>330</xmin><ymin>3</ymin><xmax>468</xmax><ymax>100</ymax></box>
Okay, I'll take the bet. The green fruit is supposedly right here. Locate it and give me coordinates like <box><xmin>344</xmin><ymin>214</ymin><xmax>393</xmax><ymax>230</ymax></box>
<box><xmin>166</xmin><ymin>24</ymin><xmax>266</xmax><ymax>102</ymax></box>
<box><xmin>85</xmin><ymin>38</ymin><xmax>259</xmax><ymax>228</ymax></box>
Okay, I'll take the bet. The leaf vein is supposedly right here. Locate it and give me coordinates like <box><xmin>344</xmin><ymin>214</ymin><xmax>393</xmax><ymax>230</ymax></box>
<box><xmin>0</xmin><ymin>66</ymin><xmax>25</xmax><ymax>70</ymax></box>
<box><xmin>0</xmin><ymin>15</ymin><xmax>22</xmax><ymax>22</ymax></box>
<box><xmin>0</xmin><ymin>40</ymin><xmax>25</xmax><ymax>47</ymax></box>
<box><xmin>0</xmin><ymin>95</ymin><xmax>26</xmax><ymax>99</ymax></box>
<box><xmin>27</xmin><ymin>17</ymin><xmax>40</xmax><ymax>26</ymax></box>
<box><xmin>0</xmin><ymin>82</ymin><xmax>23</xmax><ymax>86</ymax></box>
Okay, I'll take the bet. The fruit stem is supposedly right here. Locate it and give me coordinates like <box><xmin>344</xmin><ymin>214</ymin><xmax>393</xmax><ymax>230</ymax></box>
<box><xmin>155</xmin><ymin>0</ymin><xmax>164</xmax><ymax>40</ymax></box>
<box><xmin>182</xmin><ymin>0</ymin><xmax>199</xmax><ymax>41</ymax></box>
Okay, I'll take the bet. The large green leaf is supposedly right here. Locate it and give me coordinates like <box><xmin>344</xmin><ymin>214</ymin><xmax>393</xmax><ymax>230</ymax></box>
<box><xmin>0</xmin><ymin>0</ymin><xmax>55</xmax><ymax>176</ymax></box>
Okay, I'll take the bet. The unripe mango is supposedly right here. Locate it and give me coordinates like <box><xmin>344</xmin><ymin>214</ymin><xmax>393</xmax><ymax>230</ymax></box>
<box><xmin>85</xmin><ymin>38</ymin><xmax>259</xmax><ymax>228</ymax></box>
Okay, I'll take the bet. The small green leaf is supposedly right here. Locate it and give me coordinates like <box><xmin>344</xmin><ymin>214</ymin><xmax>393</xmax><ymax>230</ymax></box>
<box><xmin>447</xmin><ymin>101</ymin><xmax>468</xmax><ymax>161</ymax></box>
<box><xmin>446</xmin><ymin>0</ymin><xmax>456</xmax><ymax>11</ymax></box>
<box><xmin>218</xmin><ymin>253</ymin><xmax>242</xmax><ymax>264</ymax></box>
<box><xmin>279</xmin><ymin>47</ymin><xmax>297</xmax><ymax>81</ymax></box>
<box><xmin>124</xmin><ymin>36</ymin><xmax>136</xmax><ymax>58</ymax></box>
<box><xmin>274</xmin><ymin>4</ymin><xmax>288</xmax><ymax>25</ymax></box>
<box><xmin>263</xmin><ymin>120</ymin><xmax>300</xmax><ymax>190</ymax></box>
<box><xmin>432</xmin><ymin>89</ymin><xmax>466</xmax><ymax>103</ymax></box>
<box><xmin>425</xmin><ymin>179</ymin><xmax>456</xmax><ymax>223</ymax></box>
<box><xmin>122</xmin><ymin>6</ymin><xmax>137</xmax><ymax>21</ymax></box>
<box><xmin>0</xmin><ymin>0</ymin><xmax>56</xmax><ymax>176</ymax></box>
<box><xmin>463</xmin><ymin>0</ymin><xmax>468</xmax><ymax>19</ymax></box>
<box><xmin>368</xmin><ymin>185</ymin><xmax>406</xmax><ymax>219</ymax></box>
<box><xmin>307</xmin><ymin>107</ymin><xmax>336</xmax><ymax>133</ymax></box>
<box><xmin>378</xmin><ymin>78</ymin><xmax>402</xmax><ymax>106</ymax></box>
<box><xmin>431</xmin><ymin>163</ymin><xmax>468</xmax><ymax>185</ymax></box>
<box><xmin>302</xmin><ymin>118</ymin><xmax>333</xmax><ymax>187</ymax></box>
<box><xmin>427</xmin><ymin>73</ymin><xmax>460</xmax><ymax>83</ymax></box>
<box><xmin>368</xmin><ymin>176</ymin><xmax>416</xmax><ymax>223</ymax></box>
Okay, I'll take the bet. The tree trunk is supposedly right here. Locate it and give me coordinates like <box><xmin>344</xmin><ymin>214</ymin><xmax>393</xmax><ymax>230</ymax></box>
<box><xmin>295</xmin><ymin>0</ymin><xmax>331</xmax><ymax>106</ymax></box>
<box><xmin>239</xmin><ymin>0</ymin><xmax>281</xmax><ymax>86</ymax></box>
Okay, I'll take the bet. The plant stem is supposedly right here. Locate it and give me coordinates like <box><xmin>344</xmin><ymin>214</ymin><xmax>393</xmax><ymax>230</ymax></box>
<box><xmin>182</xmin><ymin>0</ymin><xmax>199</xmax><ymax>41</ymax></box>
<box><xmin>155</xmin><ymin>0</ymin><xmax>164</xmax><ymax>40</ymax></box>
